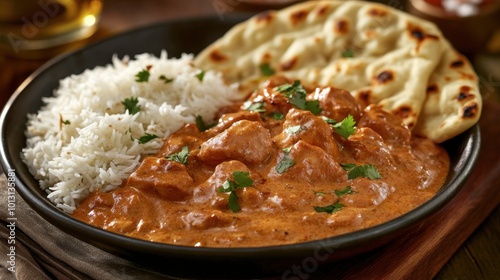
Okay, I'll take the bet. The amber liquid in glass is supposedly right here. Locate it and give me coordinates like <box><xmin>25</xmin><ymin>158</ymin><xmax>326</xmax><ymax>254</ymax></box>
<box><xmin>0</xmin><ymin>0</ymin><xmax>102</xmax><ymax>58</ymax></box>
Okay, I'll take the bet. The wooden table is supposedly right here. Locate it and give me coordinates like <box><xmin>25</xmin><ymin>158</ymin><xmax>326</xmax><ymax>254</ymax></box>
<box><xmin>1</xmin><ymin>0</ymin><xmax>498</xmax><ymax>279</ymax></box>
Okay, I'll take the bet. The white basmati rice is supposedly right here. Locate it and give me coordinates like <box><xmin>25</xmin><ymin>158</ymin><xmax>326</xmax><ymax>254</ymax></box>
<box><xmin>22</xmin><ymin>51</ymin><xmax>239</xmax><ymax>213</ymax></box>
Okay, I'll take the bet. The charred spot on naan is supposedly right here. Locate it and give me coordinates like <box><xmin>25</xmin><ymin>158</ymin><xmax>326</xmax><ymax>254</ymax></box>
<box><xmin>450</xmin><ymin>59</ymin><xmax>465</xmax><ymax>68</ymax></box>
<box><xmin>462</xmin><ymin>103</ymin><xmax>479</xmax><ymax>118</ymax></box>
<box><xmin>290</xmin><ymin>9</ymin><xmax>309</xmax><ymax>25</ymax></box>
<box><xmin>407</xmin><ymin>23</ymin><xmax>439</xmax><ymax>52</ymax></box>
<box><xmin>255</xmin><ymin>11</ymin><xmax>274</xmax><ymax>24</ymax></box>
<box><xmin>392</xmin><ymin>106</ymin><xmax>416</xmax><ymax>128</ymax></box>
<box><xmin>457</xmin><ymin>86</ymin><xmax>475</xmax><ymax>102</ymax></box>
<box><xmin>209</xmin><ymin>49</ymin><xmax>228</xmax><ymax>63</ymax></box>
<box><xmin>335</xmin><ymin>19</ymin><xmax>349</xmax><ymax>35</ymax></box>
<box><xmin>315</xmin><ymin>4</ymin><xmax>330</xmax><ymax>16</ymax></box>
<box><xmin>426</xmin><ymin>84</ymin><xmax>439</xmax><ymax>95</ymax></box>
<box><xmin>280</xmin><ymin>57</ymin><xmax>298</xmax><ymax>71</ymax></box>
<box><xmin>367</xmin><ymin>7</ymin><xmax>389</xmax><ymax>17</ymax></box>
<box><xmin>357</xmin><ymin>89</ymin><xmax>373</xmax><ymax>108</ymax></box>
<box><xmin>373</xmin><ymin>70</ymin><xmax>394</xmax><ymax>84</ymax></box>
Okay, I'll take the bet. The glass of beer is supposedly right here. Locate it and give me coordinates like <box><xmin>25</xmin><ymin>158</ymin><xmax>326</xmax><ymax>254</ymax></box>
<box><xmin>0</xmin><ymin>0</ymin><xmax>103</xmax><ymax>58</ymax></box>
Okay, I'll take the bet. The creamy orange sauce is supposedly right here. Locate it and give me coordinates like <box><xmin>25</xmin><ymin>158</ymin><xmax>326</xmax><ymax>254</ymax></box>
<box><xmin>73</xmin><ymin>77</ymin><xmax>449</xmax><ymax>247</ymax></box>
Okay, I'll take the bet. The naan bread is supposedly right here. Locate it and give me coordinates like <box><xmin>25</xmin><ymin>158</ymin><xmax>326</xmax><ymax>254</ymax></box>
<box><xmin>195</xmin><ymin>0</ymin><xmax>481</xmax><ymax>143</ymax></box>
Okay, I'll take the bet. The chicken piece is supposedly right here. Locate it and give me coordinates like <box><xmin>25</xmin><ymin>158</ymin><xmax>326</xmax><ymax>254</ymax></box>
<box><xmin>344</xmin><ymin>127</ymin><xmax>397</xmax><ymax>169</ymax></box>
<box><xmin>269</xmin><ymin>140</ymin><xmax>346</xmax><ymax>184</ymax></box>
<box><xmin>358</xmin><ymin>105</ymin><xmax>411</xmax><ymax>146</ymax></box>
<box><xmin>273</xmin><ymin>108</ymin><xmax>340</xmax><ymax>157</ymax></box>
<box><xmin>312</xmin><ymin>86</ymin><xmax>362</xmax><ymax>122</ymax></box>
<box><xmin>181</xmin><ymin>210</ymin><xmax>234</xmax><ymax>230</ymax></box>
<box><xmin>199</xmin><ymin>120</ymin><xmax>273</xmax><ymax>166</ymax></box>
<box><xmin>207</xmin><ymin>111</ymin><xmax>263</xmax><ymax>135</ymax></box>
<box><xmin>157</xmin><ymin>123</ymin><xmax>205</xmax><ymax>157</ymax></box>
<box><xmin>126</xmin><ymin>157</ymin><xmax>193</xmax><ymax>201</ymax></box>
<box><xmin>193</xmin><ymin>160</ymin><xmax>263</xmax><ymax>211</ymax></box>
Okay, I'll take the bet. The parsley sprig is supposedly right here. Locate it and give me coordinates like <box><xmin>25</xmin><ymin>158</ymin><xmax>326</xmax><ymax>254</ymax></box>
<box><xmin>275</xmin><ymin>80</ymin><xmax>322</xmax><ymax>115</ymax></box>
<box><xmin>217</xmin><ymin>171</ymin><xmax>254</xmax><ymax>212</ymax></box>
<box><xmin>166</xmin><ymin>146</ymin><xmax>189</xmax><ymax>165</ymax></box>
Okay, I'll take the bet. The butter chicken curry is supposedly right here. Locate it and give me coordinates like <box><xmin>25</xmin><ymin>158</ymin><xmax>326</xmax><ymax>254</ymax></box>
<box><xmin>73</xmin><ymin>77</ymin><xmax>449</xmax><ymax>247</ymax></box>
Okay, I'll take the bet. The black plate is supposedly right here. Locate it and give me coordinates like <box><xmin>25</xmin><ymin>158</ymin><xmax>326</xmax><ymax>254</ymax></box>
<box><xmin>0</xmin><ymin>14</ymin><xmax>481</xmax><ymax>279</ymax></box>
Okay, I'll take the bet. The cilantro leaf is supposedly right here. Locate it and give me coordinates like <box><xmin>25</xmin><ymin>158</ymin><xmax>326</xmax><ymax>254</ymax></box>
<box><xmin>159</xmin><ymin>75</ymin><xmax>174</xmax><ymax>83</ymax></box>
<box><xmin>275</xmin><ymin>80</ymin><xmax>322</xmax><ymax>115</ymax></box>
<box><xmin>135</xmin><ymin>69</ymin><xmax>150</xmax><ymax>82</ymax></box>
<box><xmin>195</xmin><ymin>115</ymin><xmax>217</xmax><ymax>132</ymax></box>
<box><xmin>195</xmin><ymin>70</ymin><xmax>205</xmax><ymax>82</ymax></box>
<box><xmin>335</xmin><ymin>186</ymin><xmax>354</xmax><ymax>197</ymax></box>
<box><xmin>321</xmin><ymin>116</ymin><xmax>338</xmax><ymax>125</ymax></box>
<box><xmin>233</xmin><ymin>171</ymin><xmax>253</xmax><ymax>188</ymax></box>
<box><xmin>243</xmin><ymin>101</ymin><xmax>266</xmax><ymax>113</ymax></box>
<box><xmin>217</xmin><ymin>171</ymin><xmax>254</xmax><ymax>213</ymax></box>
<box><xmin>271</xmin><ymin>112</ymin><xmax>284</xmax><ymax>120</ymax></box>
<box><xmin>333</xmin><ymin>115</ymin><xmax>356</xmax><ymax>138</ymax></box>
<box><xmin>259</xmin><ymin>63</ymin><xmax>275</xmax><ymax>76</ymax></box>
<box><xmin>62</xmin><ymin>119</ymin><xmax>70</xmax><ymax>125</ymax></box>
<box><xmin>314</xmin><ymin>201</ymin><xmax>344</xmax><ymax>214</ymax></box>
<box><xmin>122</xmin><ymin>97</ymin><xmax>141</xmax><ymax>115</ymax></box>
<box><xmin>137</xmin><ymin>133</ymin><xmax>159</xmax><ymax>144</ymax></box>
<box><xmin>166</xmin><ymin>146</ymin><xmax>189</xmax><ymax>165</ymax></box>
<box><xmin>342</xmin><ymin>50</ymin><xmax>355</xmax><ymax>58</ymax></box>
<box><xmin>304</xmin><ymin>100</ymin><xmax>322</xmax><ymax>115</ymax></box>
<box><xmin>276</xmin><ymin>155</ymin><xmax>295</xmax><ymax>174</ymax></box>
<box><xmin>227</xmin><ymin>191</ymin><xmax>241</xmax><ymax>212</ymax></box>
<box><xmin>341</xmin><ymin>163</ymin><xmax>382</xmax><ymax>180</ymax></box>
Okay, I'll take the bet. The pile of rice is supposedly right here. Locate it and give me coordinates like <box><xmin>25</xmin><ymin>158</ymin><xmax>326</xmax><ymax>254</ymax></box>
<box><xmin>22</xmin><ymin>51</ymin><xmax>239</xmax><ymax>213</ymax></box>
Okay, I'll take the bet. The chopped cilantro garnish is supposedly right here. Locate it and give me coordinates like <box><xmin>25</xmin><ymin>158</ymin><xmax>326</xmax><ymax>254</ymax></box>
<box><xmin>195</xmin><ymin>70</ymin><xmax>205</xmax><ymax>82</ymax></box>
<box><xmin>341</xmin><ymin>163</ymin><xmax>382</xmax><ymax>180</ymax></box>
<box><xmin>335</xmin><ymin>186</ymin><xmax>354</xmax><ymax>197</ymax></box>
<box><xmin>137</xmin><ymin>133</ymin><xmax>159</xmax><ymax>144</ymax></box>
<box><xmin>166</xmin><ymin>146</ymin><xmax>189</xmax><ymax>165</ymax></box>
<box><xmin>285</xmin><ymin>125</ymin><xmax>303</xmax><ymax>135</ymax></box>
<box><xmin>342</xmin><ymin>50</ymin><xmax>355</xmax><ymax>58</ymax></box>
<box><xmin>159</xmin><ymin>75</ymin><xmax>174</xmax><ymax>83</ymax></box>
<box><xmin>314</xmin><ymin>201</ymin><xmax>344</xmax><ymax>214</ymax></box>
<box><xmin>333</xmin><ymin>115</ymin><xmax>356</xmax><ymax>138</ymax></box>
<box><xmin>217</xmin><ymin>171</ymin><xmax>254</xmax><ymax>213</ymax></box>
<box><xmin>195</xmin><ymin>115</ymin><xmax>217</xmax><ymax>132</ymax></box>
<box><xmin>243</xmin><ymin>101</ymin><xmax>266</xmax><ymax>113</ymax></box>
<box><xmin>259</xmin><ymin>63</ymin><xmax>275</xmax><ymax>76</ymax></box>
<box><xmin>62</xmin><ymin>119</ymin><xmax>70</xmax><ymax>125</ymax></box>
<box><xmin>122</xmin><ymin>97</ymin><xmax>141</xmax><ymax>115</ymax></box>
<box><xmin>321</xmin><ymin>116</ymin><xmax>338</xmax><ymax>125</ymax></box>
<box><xmin>271</xmin><ymin>112</ymin><xmax>285</xmax><ymax>120</ymax></box>
<box><xmin>275</xmin><ymin>80</ymin><xmax>322</xmax><ymax>115</ymax></box>
<box><xmin>276</xmin><ymin>155</ymin><xmax>295</xmax><ymax>174</ymax></box>
<box><xmin>135</xmin><ymin>69</ymin><xmax>150</xmax><ymax>82</ymax></box>
<box><xmin>233</xmin><ymin>171</ymin><xmax>254</xmax><ymax>188</ymax></box>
